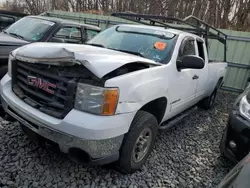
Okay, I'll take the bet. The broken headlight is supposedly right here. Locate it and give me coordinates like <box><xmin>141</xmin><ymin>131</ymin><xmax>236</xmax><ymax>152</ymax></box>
<box><xmin>74</xmin><ymin>83</ymin><xmax>119</xmax><ymax>115</ymax></box>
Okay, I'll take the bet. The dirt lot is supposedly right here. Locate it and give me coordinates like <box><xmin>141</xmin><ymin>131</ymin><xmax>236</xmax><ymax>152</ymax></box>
<box><xmin>0</xmin><ymin>91</ymin><xmax>238</xmax><ymax>188</ymax></box>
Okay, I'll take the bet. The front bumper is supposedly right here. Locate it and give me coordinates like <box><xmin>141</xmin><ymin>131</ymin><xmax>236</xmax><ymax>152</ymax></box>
<box><xmin>0</xmin><ymin>74</ymin><xmax>136</xmax><ymax>164</ymax></box>
<box><xmin>220</xmin><ymin>109</ymin><xmax>250</xmax><ymax>162</ymax></box>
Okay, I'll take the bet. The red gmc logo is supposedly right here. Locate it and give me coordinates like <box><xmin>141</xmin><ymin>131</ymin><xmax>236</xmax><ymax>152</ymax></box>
<box><xmin>27</xmin><ymin>76</ymin><xmax>56</xmax><ymax>94</ymax></box>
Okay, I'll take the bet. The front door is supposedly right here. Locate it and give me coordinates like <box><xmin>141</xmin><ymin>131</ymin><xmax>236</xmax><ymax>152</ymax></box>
<box><xmin>168</xmin><ymin>37</ymin><xmax>199</xmax><ymax>118</ymax></box>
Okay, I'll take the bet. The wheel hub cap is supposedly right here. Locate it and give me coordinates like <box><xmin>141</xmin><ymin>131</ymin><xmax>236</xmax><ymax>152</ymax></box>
<box><xmin>132</xmin><ymin>128</ymin><xmax>152</xmax><ymax>163</ymax></box>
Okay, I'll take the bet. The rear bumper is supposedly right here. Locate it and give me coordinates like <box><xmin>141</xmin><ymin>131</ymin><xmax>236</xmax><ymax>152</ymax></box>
<box><xmin>220</xmin><ymin>109</ymin><xmax>250</xmax><ymax>162</ymax></box>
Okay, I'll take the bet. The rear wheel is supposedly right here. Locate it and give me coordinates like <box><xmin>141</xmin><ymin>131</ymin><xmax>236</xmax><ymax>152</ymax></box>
<box><xmin>118</xmin><ymin>111</ymin><xmax>158</xmax><ymax>174</ymax></box>
<box><xmin>219</xmin><ymin>128</ymin><xmax>227</xmax><ymax>157</ymax></box>
<box><xmin>198</xmin><ymin>80</ymin><xmax>222</xmax><ymax>110</ymax></box>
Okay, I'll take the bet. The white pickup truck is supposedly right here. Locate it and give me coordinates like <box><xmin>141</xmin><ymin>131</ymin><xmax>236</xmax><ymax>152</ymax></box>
<box><xmin>0</xmin><ymin>14</ymin><xmax>228</xmax><ymax>173</ymax></box>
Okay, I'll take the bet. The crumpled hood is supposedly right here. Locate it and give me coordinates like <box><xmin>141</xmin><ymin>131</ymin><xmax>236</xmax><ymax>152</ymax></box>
<box><xmin>14</xmin><ymin>42</ymin><xmax>161</xmax><ymax>78</ymax></box>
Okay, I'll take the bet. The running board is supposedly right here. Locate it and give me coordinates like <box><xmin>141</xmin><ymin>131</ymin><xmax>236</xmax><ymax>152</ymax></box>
<box><xmin>159</xmin><ymin>106</ymin><xmax>198</xmax><ymax>131</ymax></box>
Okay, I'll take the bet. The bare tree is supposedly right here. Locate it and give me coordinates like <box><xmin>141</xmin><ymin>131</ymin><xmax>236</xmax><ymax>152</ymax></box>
<box><xmin>3</xmin><ymin>0</ymin><xmax>250</xmax><ymax>31</ymax></box>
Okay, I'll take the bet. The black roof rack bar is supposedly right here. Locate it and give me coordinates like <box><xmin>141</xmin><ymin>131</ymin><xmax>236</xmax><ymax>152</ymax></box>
<box><xmin>147</xmin><ymin>18</ymin><xmax>226</xmax><ymax>43</ymax></box>
<box><xmin>111</xmin><ymin>12</ymin><xmax>227</xmax><ymax>44</ymax></box>
<box><xmin>147</xmin><ymin>18</ymin><xmax>197</xmax><ymax>30</ymax></box>
<box><xmin>183</xmin><ymin>15</ymin><xmax>227</xmax><ymax>38</ymax></box>
<box><xmin>112</xmin><ymin>12</ymin><xmax>186</xmax><ymax>24</ymax></box>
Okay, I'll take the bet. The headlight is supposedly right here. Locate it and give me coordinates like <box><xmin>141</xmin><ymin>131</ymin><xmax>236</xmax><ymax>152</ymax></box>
<box><xmin>74</xmin><ymin>83</ymin><xmax>119</xmax><ymax>115</ymax></box>
<box><xmin>239</xmin><ymin>95</ymin><xmax>250</xmax><ymax>120</ymax></box>
<box><xmin>233</xmin><ymin>86</ymin><xmax>250</xmax><ymax>109</ymax></box>
<box><xmin>8</xmin><ymin>52</ymin><xmax>15</xmax><ymax>77</ymax></box>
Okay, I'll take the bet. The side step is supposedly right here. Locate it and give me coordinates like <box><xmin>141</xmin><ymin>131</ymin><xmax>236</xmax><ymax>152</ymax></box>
<box><xmin>159</xmin><ymin>106</ymin><xmax>198</xmax><ymax>131</ymax></box>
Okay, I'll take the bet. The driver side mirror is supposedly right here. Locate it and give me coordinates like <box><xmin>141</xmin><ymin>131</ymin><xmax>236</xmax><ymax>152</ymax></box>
<box><xmin>177</xmin><ymin>55</ymin><xmax>205</xmax><ymax>70</ymax></box>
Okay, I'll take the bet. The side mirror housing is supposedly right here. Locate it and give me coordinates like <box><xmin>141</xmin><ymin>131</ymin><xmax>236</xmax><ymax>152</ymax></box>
<box><xmin>177</xmin><ymin>55</ymin><xmax>205</xmax><ymax>70</ymax></box>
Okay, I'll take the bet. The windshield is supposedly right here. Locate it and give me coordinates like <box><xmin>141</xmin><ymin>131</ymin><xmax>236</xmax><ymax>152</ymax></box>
<box><xmin>4</xmin><ymin>17</ymin><xmax>55</xmax><ymax>41</ymax></box>
<box><xmin>87</xmin><ymin>25</ymin><xmax>177</xmax><ymax>63</ymax></box>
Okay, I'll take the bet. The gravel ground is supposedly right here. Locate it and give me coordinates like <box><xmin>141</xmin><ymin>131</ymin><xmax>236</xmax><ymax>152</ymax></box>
<box><xmin>0</xmin><ymin>91</ymin><xmax>239</xmax><ymax>188</ymax></box>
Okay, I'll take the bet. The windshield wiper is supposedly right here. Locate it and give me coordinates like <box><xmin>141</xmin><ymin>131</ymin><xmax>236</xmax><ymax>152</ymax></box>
<box><xmin>86</xmin><ymin>43</ymin><xmax>105</xmax><ymax>48</ymax></box>
<box><xmin>8</xmin><ymin>32</ymin><xmax>24</xmax><ymax>40</ymax></box>
<box><xmin>108</xmin><ymin>48</ymin><xmax>144</xmax><ymax>57</ymax></box>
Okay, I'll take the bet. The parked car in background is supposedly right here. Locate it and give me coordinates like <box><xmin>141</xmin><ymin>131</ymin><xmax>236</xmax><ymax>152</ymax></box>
<box><xmin>0</xmin><ymin>10</ymin><xmax>27</xmax><ymax>31</ymax></box>
<box><xmin>220</xmin><ymin>79</ymin><xmax>250</xmax><ymax>162</ymax></box>
<box><xmin>218</xmin><ymin>152</ymin><xmax>250</xmax><ymax>188</ymax></box>
<box><xmin>0</xmin><ymin>15</ymin><xmax>101</xmax><ymax>79</ymax></box>
<box><xmin>0</xmin><ymin>13</ymin><xmax>228</xmax><ymax>173</ymax></box>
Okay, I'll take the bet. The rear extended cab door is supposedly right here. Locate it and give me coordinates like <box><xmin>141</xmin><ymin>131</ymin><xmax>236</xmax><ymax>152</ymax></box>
<box><xmin>193</xmin><ymin>37</ymin><xmax>209</xmax><ymax>102</ymax></box>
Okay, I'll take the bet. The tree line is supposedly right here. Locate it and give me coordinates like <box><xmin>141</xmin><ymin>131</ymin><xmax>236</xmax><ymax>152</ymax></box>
<box><xmin>3</xmin><ymin>0</ymin><xmax>250</xmax><ymax>31</ymax></box>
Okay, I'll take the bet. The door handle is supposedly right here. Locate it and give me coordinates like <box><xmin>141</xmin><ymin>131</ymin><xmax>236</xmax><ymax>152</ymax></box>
<box><xmin>193</xmin><ymin>75</ymin><xmax>199</xmax><ymax>80</ymax></box>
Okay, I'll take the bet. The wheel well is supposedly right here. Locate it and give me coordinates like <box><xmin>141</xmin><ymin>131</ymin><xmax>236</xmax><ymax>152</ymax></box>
<box><xmin>139</xmin><ymin>97</ymin><xmax>167</xmax><ymax>124</ymax></box>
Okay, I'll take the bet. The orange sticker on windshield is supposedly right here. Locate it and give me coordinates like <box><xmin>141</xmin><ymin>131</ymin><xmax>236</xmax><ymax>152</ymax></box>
<box><xmin>154</xmin><ymin>42</ymin><xmax>167</xmax><ymax>51</ymax></box>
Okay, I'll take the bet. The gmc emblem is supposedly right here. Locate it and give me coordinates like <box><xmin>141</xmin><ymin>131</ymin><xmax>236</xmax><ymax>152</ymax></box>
<box><xmin>27</xmin><ymin>76</ymin><xmax>56</xmax><ymax>94</ymax></box>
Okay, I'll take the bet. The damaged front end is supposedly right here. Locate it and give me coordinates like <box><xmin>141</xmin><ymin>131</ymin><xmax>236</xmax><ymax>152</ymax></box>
<box><xmin>10</xmin><ymin>43</ymin><xmax>159</xmax><ymax>118</ymax></box>
<box><xmin>11</xmin><ymin>59</ymin><xmax>104</xmax><ymax>119</ymax></box>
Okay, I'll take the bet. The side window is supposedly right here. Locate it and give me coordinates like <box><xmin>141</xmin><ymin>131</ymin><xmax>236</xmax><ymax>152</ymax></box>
<box><xmin>86</xmin><ymin>29</ymin><xmax>99</xmax><ymax>41</ymax></box>
<box><xmin>197</xmin><ymin>39</ymin><xmax>205</xmax><ymax>60</ymax></box>
<box><xmin>178</xmin><ymin>38</ymin><xmax>196</xmax><ymax>60</ymax></box>
<box><xmin>55</xmin><ymin>26</ymin><xmax>81</xmax><ymax>39</ymax></box>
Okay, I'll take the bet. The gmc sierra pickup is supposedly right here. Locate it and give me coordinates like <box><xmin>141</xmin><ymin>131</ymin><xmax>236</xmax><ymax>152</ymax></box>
<box><xmin>0</xmin><ymin>14</ymin><xmax>228</xmax><ymax>173</ymax></box>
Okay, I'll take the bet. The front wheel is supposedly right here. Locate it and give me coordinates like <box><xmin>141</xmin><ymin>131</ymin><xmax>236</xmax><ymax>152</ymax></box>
<box><xmin>118</xmin><ymin>111</ymin><xmax>158</xmax><ymax>173</ymax></box>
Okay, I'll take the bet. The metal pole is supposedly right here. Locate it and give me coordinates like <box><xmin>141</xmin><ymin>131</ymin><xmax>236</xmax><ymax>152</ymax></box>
<box><xmin>224</xmin><ymin>35</ymin><xmax>227</xmax><ymax>62</ymax></box>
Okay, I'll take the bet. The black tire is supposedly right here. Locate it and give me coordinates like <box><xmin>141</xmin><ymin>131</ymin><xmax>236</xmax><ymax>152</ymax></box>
<box><xmin>118</xmin><ymin>110</ymin><xmax>158</xmax><ymax>174</ymax></box>
<box><xmin>198</xmin><ymin>79</ymin><xmax>222</xmax><ymax>110</ymax></box>
<box><xmin>219</xmin><ymin>128</ymin><xmax>227</xmax><ymax>157</ymax></box>
<box><xmin>0</xmin><ymin>65</ymin><xmax>8</xmax><ymax>79</ymax></box>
